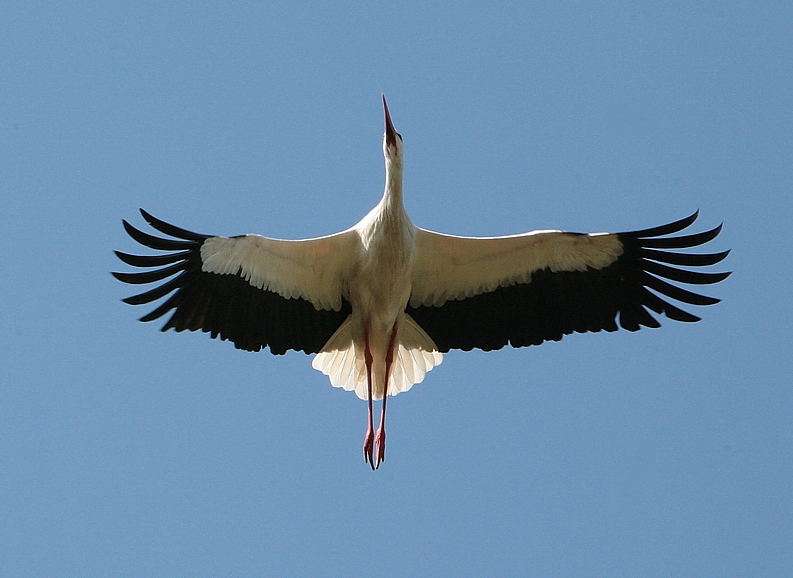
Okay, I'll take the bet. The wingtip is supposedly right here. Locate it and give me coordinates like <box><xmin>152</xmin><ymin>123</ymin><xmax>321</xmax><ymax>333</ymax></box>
<box><xmin>701</xmin><ymin>222</ymin><xmax>725</xmax><ymax>244</ymax></box>
<box><xmin>121</xmin><ymin>219</ymin><xmax>136</xmax><ymax>235</ymax></box>
<box><xmin>674</xmin><ymin>209</ymin><xmax>700</xmax><ymax>227</ymax></box>
<box><xmin>113</xmin><ymin>249</ymin><xmax>134</xmax><ymax>264</ymax></box>
<box><xmin>716</xmin><ymin>248</ymin><xmax>731</xmax><ymax>262</ymax></box>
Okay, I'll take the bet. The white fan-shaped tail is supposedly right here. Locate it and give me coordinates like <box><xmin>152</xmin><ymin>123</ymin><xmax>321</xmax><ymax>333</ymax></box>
<box><xmin>389</xmin><ymin>315</ymin><xmax>444</xmax><ymax>397</ymax></box>
<box><xmin>311</xmin><ymin>317</ymin><xmax>366</xmax><ymax>397</ymax></box>
<box><xmin>312</xmin><ymin>314</ymin><xmax>443</xmax><ymax>400</ymax></box>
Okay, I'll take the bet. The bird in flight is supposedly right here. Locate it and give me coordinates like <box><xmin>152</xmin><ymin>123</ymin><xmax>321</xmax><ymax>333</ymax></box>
<box><xmin>114</xmin><ymin>95</ymin><xmax>729</xmax><ymax>469</ymax></box>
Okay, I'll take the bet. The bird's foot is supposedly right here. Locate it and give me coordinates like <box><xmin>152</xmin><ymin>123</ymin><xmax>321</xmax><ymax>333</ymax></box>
<box><xmin>374</xmin><ymin>427</ymin><xmax>385</xmax><ymax>469</ymax></box>
<box><xmin>363</xmin><ymin>429</ymin><xmax>375</xmax><ymax>470</ymax></box>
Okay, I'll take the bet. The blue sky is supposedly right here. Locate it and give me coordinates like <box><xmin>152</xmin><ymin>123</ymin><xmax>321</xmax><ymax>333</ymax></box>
<box><xmin>3</xmin><ymin>2</ymin><xmax>791</xmax><ymax>576</ymax></box>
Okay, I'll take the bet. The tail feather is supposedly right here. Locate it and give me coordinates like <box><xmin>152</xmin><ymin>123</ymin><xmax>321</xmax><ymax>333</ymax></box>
<box><xmin>311</xmin><ymin>314</ymin><xmax>443</xmax><ymax>400</ymax></box>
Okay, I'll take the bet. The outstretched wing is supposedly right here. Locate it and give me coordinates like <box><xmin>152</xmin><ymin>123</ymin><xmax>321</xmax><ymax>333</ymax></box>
<box><xmin>113</xmin><ymin>209</ymin><xmax>357</xmax><ymax>354</ymax></box>
<box><xmin>408</xmin><ymin>212</ymin><xmax>729</xmax><ymax>352</ymax></box>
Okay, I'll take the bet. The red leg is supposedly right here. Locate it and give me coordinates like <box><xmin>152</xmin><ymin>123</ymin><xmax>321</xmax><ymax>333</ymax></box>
<box><xmin>374</xmin><ymin>323</ymin><xmax>399</xmax><ymax>469</ymax></box>
<box><xmin>362</xmin><ymin>325</ymin><xmax>375</xmax><ymax>470</ymax></box>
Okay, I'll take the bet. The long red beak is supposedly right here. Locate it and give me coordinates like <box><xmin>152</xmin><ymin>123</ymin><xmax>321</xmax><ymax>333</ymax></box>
<box><xmin>382</xmin><ymin>94</ymin><xmax>397</xmax><ymax>148</ymax></box>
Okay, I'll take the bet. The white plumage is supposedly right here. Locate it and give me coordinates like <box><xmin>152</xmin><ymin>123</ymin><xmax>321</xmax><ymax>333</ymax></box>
<box><xmin>312</xmin><ymin>315</ymin><xmax>443</xmax><ymax>401</ymax></box>
<box><xmin>410</xmin><ymin>229</ymin><xmax>624</xmax><ymax>307</ymax></box>
<box><xmin>200</xmin><ymin>232</ymin><xmax>356</xmax><ymax>311</ymax></box>
<box><xmin>114</xmin><ymin>95</ymin><xmax>729</xmax><ymax>469</ymax></box>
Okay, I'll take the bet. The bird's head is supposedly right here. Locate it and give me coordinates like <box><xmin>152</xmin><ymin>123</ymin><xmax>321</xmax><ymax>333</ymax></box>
<box><xmin>382</xmin><ymin>94</ymin><xmax>403</xmax><ymax>166</ymax></box>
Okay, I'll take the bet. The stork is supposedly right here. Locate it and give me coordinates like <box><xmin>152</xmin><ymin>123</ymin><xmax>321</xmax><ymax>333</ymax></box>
<box><xmin>113</xmin><ymin>95</ymin><xmax>729</xmax><ymax>469</ymax></box>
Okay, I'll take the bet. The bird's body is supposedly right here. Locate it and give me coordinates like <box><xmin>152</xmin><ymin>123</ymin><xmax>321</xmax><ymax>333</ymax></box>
<box><xmin>347</xmin><ymin>199</ymin><xmax>416</xmax><ymax>395</ymax></box>
<box><xmin>114</xmin><ymin>96</ymin><xmax>729</xmax><ymax>469</ymax></box>
<box><xmin>353</xmin><ymin>189</ymin><xmax>413</xmax><ymax>346</ymax></box>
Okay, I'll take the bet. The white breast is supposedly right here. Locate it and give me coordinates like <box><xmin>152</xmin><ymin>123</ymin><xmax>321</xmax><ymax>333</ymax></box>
<box><xmin>350</xmin><ymin>203</ymin><xmax>416</xmax><ymax>328</ymax></box>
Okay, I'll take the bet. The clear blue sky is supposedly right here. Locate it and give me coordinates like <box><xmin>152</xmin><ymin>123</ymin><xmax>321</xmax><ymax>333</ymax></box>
<box><xmin>3</xmin><ymin>2</ymin><xmax>791</xmax><ymax>576</ymax></box>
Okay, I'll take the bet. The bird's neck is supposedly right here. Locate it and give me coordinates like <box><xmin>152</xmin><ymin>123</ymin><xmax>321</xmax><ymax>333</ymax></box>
<box><xmin>381</xmin><ymin>159</ymin><xmax>404</xmax><ymax>215</ymax></box>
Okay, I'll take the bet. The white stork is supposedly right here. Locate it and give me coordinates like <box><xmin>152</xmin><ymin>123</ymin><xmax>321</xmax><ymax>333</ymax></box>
<box><xmin>114</xmin><ymin>95</ymin><xmax>729</xmax><ymax>469</ymax></box>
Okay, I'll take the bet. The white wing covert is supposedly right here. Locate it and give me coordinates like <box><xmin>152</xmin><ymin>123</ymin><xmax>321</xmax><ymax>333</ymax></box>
<box><xmin>410</xmin><ymin>227</ymin><xmax>623</xmax><ymax>307</ymax></box>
